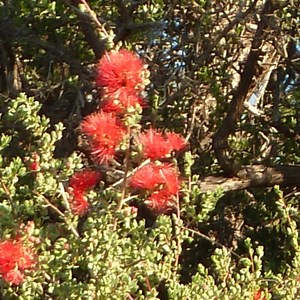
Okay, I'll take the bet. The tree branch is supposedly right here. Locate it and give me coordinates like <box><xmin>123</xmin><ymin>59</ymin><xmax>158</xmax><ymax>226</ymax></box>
<box><xmin>197</xmin><ymin>164</ymin><xmax>300</xmax><ymax>193</ymax></box>
<box><xmin>69</xmin><ymin>0</ymin><xmax>107</xmax><ymax>59</ymax></box>
<box><xmin>212</xmin><ymin>0</ymin><xmax>276</xmax><ymax>176</ymax></box>
<box><xmin>197</xmin><ymin>0</ymin><xmax>259</xmax><ymax>65</ymax></box>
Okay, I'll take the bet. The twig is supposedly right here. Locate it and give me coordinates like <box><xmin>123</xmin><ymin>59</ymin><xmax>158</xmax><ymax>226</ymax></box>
<box><xmin>174</xmin><ymin>192</ymin><xmax>182</xmax><ymax>269</ymax></box>
<box><xmin>118</xmin><ymin>129</ymin><xmax>131</xmax><ymax>210</ymax></box>
<box><xmin>58</xmin><ymin>182</ymin><xmax>71</xmax><ymax>211</ymax></box>
<box><xmin>63</xmin><ymin>0</ymin><xmax>108</xmax><ymax>58</ymax></box>
<box><xmin>108</xmin><ymin>158</ymin><xmax>151</xmax><ymax>190</ymax></box>
<box><xmin>34</xmin><ymin>188</ymin><xmax>79</xmax><ymax>238</ymax></box>
<box><xmin>38</xmin><ymin>192</ymin><xmax>65</xmax><ymax>218</ymax></box>
<box><xmin>180</xmin><ymin>225</ymin><xmax>241</xmax><ymax>259</ymax></box>
<box><xmin>79</xmin><ymin>0</ymin><xmax>109</xmax><ymax>36</ymax></box>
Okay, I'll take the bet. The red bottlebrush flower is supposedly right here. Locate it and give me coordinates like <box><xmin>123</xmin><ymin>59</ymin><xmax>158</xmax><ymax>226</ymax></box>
<box><xmin>165</xmin><ymin>132</ymin><xmax>187</xmax><ymax>151</ymax></box>
<box><xmin>26</xmin><ymin>152</ymin><xmax>40</xmax><ymax>172</ymax></box>
<box><xmin>146</xmin><ymin>188</ymin><xmax>176</xmax><ymax>213</ymax></box>
<box><xmin>253</xmin><ymin>290</ymin><xmax>266</xmax><ymax>300</ymax></box>
<box><xmin>69</xmin><ymin>169</ymin><xmax>101</xmax><ymax>193</ymax></box>
<box><xmin>3</xmin><ymin>269</ymin><xmax>24</xmax><ymax>286</ymax></box>
<box><xmin>29</xmin><ymin>161</ymin><xmax>40</xmax><ymax>172</ymax></box>
<box><xmin>96</xmin><ymin>49</ymin><xmax>144</xmax><ymax>93</ymax></box>
<box><xmin>130</xmin><ymin>163</ymin><xmax>165</xmax><ymax>190</ymax></box>
<box><xmin>158</xmin><ymin>163</ymin><xmax>180</xmax><ymax>194</ymax></box>
<box><xmin>68</xmin><ymin>169</ymin><xmax>100</xmax><ymax>216</ymax></box>
<box><xmin>81</xmin><ymin>111</ymin><xmax>125</xmax><ymax>164</ymax></box>
<box><xmin>101</xmin><ymin>88</ymin><xmax>144</xmax><ymax>114</ymax></box>
<box><xmin>138</xmin><ymin>128</ymin><xmax>187</xmax><ymax>160</ymax></box>
<box><xmin>68</xmin><ymin>190</ymin><xmax>90</xmax><ymax>216</ymax></box>
<box><xmin>81</xmin><ymin>111</ymin><xmax>122</xmax><ymax>138</ymax></box>
<box><xmin>0</xmin><ymin>239</ymin><xmax>35</xmax><ymax>285</ymax></box>
<box><xmin>90</xmin><ymin>140</ymin><xmax>118</xmax><ymax>165</ymax></box>
<box><xmin>138</xmin><ymin>128</ymin><xmax>173</xmax><ymax>160</ymax></box>
<box><xmin>130</xmin><ymin>162</ymin><xmax>180</xmax><ymax>213</ymax></box>
<box><xmin>130</xmin><ymin>163</ymin><xmax>180</xmax><ymax>194</ymax></box>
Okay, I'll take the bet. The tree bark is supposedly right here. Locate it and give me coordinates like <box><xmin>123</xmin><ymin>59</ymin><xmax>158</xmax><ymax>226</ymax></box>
<box><xmin>70</xmin><ymin>0</ymin><xmax>106</xmax><ymax>60</ymax></box>
<box><xmin>212</xmin><ymin>0</ymin><xmax>278</xmax><ymax>176</ymax></box>
<box><xmin>198</xmin><ymin>165</ymin><xmax>300</xmax><ymax>193</ymax></box>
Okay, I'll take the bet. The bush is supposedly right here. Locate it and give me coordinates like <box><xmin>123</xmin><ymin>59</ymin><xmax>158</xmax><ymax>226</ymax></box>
<box><xmin>0</xmin><ymin>81</ymin><xmax>299</xmax><ymax>300</ymax></box>
<box><xmin>1</xmin><ymin>1</ymin><xmax>300</xmax><ymax>299</ymax></box>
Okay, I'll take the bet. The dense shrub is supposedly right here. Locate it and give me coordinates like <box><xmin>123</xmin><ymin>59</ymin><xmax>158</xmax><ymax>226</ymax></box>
<box><xmin>1</xmin><ymin>0</ymin><xmax>300</xmax><ymax>299</ymax></box>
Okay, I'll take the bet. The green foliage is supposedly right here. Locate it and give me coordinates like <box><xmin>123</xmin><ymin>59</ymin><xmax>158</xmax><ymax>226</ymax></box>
<box><xmin>0</xmin><ymin>93</ymin><xmax>298</xmax><ymax>299</ymax></box>
<box><xmin>1</xmin><ymin>0</ymin><xmax>300</xmax><ymax>299</ymax></box>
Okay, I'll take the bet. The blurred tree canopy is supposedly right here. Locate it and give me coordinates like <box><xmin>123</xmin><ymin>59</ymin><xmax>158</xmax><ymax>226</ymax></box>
<box><xmin>0</xmin><ymin>0</ymin><xmax>300</xmax><ymax>298</ymax></box>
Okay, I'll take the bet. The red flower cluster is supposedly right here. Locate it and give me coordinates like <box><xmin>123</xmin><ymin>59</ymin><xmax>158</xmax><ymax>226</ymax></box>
<box><xmin>71</xmin><ymin>49</ymin><xmax>148</xmax><ymax>213</ymax></box>
<box><xmin>147</xmin><ymin>189</ymin><xmax>177</xmax><ymax>213</ymax></box>
<box><xmin>130</xmin><ymin>163</ymin><xmax>179</xmax><ymax>193</ymax></box>
<box><xmin>81</xmin><ymin>49</ymin><xmax>148</xmax><ymax>165</ymax></box>
<box><xmin>81</xmin><ymin>112</ymin><xmax>125</xmax><ymax>164</ymax></box>
<box><xmin>68</xmin><ymin>169</ymin><xmax>101</xmax><ymax>216</ymax></box>
<box><xmin>138</xmin><ymin>128</ymin><xmax>186</xmax><ymax>160</ymax></box>
<box><xmin>0</xmin><ymin>239</ymin><xmax>35</xmax><ymax>285</ymax></box>
<box><xmin>253</xmin><ymin>290</ymin><xmax>266</xmax><ymax>300</ymax></box>
<box><xmin>130</xmin><ymin>163</ymin><xmax>180</xmax><ymax>213</ymax></box>
<box><xmin>28</xmin><ymin>152</ymin><xmax>40</xmax><ymax>172</ymax></box>
<box><xmin>96</xmin><ymin>49</ymin><xmax>146</xmax><ymax>114</ymax></box>
<box><xmin>73</xmin><ymin>48</ymin><xmax>186</xmax><ymax>215</ymax></box>
<box><xmin>96</xmin><ymin>49</ymin><xmax>144</xmax><ymax>93</ymax></box>
<box><xmin>101</xmin><ymin>90</ymin><xmax>144</xmax><ymax>114</ymax></box>
<box><xmin>131</xmin><ymin>128</ymin><xmax>187</xmax><ymax>212</ymax></box>
<box><xmin>69</xmin><ymin>169</ymin><xmax>101</xmax><ymax>192</ymax></box>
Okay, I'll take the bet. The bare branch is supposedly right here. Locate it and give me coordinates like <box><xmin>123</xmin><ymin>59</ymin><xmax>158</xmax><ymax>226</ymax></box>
<box><xmin>67</xmin><ymin>0</ymin><xmax>107</xmax><ymax>59</ymax></box>
<box><xmin>197</xmin><ymin>164</ymin><xmax>300</xmax><ymax>193</ymax></box>
<box><xmin>212</xmin><ymin>0</ymin><xmax>279</xmax><ymax>175</ymax></box>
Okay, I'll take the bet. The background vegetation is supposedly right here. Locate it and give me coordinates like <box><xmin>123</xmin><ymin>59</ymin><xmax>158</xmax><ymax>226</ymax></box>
<box><xmin>0</xmin><ymin>0</ymin><xmax>299</xmax><ymax>299</ymax></box>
